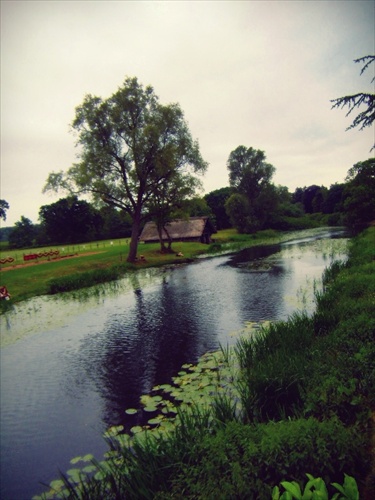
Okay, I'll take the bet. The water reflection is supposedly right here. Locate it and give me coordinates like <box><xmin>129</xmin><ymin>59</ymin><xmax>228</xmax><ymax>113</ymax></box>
<box><xmin>0</xmin><ymin>230</ymin><xmax>348</xmax><ymax>499</ymax></box>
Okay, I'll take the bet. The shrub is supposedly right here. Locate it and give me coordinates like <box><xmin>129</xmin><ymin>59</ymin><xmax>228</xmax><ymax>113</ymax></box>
<box><xmin>166</xmin><ymin>418</ymin><xmax>366</xmax><ymax>499</ymax></box>
<box><xmin>48</xmin><ymin>267</ymin><xmax>123</xmax><ymax>294</ymax></box>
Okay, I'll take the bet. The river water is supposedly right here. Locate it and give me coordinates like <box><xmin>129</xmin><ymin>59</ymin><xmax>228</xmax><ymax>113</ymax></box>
<box><xmin>0</xmin><ymin>229</ymin><xmax>348</xmax><ymax>499</ymax></box>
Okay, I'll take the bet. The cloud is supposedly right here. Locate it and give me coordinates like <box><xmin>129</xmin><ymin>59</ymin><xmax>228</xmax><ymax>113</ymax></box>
<box><xmin>1</xmin><ymin>0</ymin><xmax>374</xmax><ymax>226</ymax></box>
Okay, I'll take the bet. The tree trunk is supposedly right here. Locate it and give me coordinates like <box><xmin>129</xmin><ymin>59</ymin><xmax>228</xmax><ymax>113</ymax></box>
<box><xmin>157</xmin><ymin>223</ymin><xmax>167</xmax><ymax>252</ymax></box>
<box><xmin>164</xmin><ymin>225</ymin><xmax>173</xmax><ymax>253</ymax></box>
<box><xmin>127</xmin><ymin>212</ymin><xmax>141</xmax><ymax>262</ymax></box>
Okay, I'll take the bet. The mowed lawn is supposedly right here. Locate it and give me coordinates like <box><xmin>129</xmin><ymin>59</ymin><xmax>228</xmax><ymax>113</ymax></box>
<box><xmin>0</xmin><ymin>237</ymin><xmax>210</xmax><ymax>305</ymax></box>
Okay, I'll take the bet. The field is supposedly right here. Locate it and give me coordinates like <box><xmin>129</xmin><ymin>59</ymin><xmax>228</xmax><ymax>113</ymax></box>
<box><xmin>0</xmin><ymin>238</ymin><xmax>212</xmax><ymax>305</ymax></box>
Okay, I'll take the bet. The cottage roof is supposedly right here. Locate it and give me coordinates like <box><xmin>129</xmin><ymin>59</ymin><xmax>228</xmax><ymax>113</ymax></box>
<box><xmin>139</xmin><ymin>217</ymin><xmax>216</xmax><ymax>242</ymax></box>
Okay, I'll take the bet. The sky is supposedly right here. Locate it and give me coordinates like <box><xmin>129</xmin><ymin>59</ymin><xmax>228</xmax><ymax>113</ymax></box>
<box><xmin>1</xmin><ymin>0</ymin><xmax>374</xmax><ymax>227</ymax></box>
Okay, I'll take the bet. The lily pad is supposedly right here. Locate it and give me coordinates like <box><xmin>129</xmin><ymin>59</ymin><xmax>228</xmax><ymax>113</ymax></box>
<box><xmin>49</xmin><ymin>479</ymin><xmax>65</xmax><ymax>491</ymax></box>
<box><xmin>125</xmin><ymin>408</ymin><xmax>138</xmax><ymax>415</ymax></box>
<box><xmin>159</xmin><ymin>384</ymin><xmax>173</xmax><ymax>391</ymax></box>
<box><xmin>67</xmin><ymin>468</ymin><xmax>81</xmax><ymax>482</ymax></box>
<box><xmin>130</xmin><ymin>426</ymin><xmax>143</xmax><ymax>434</ymax></box>
<box><xmin>150</xmin><ymin>395</ymin><xmax>163</xmax><ymax>402</ymax></box>
<box><xmin>143</xmin><ymin>405</ymin><xmax>158</xmax><ymax>412</ymax></box>
<box><xmin>82</xmin><ymin>465</ymin><xmax>97</xmax><ymax>474</ymax></box>
<box><xmin>148</xmin><ymin>417</ymin><xmax>163</xmax><ymax>425</ymax></box>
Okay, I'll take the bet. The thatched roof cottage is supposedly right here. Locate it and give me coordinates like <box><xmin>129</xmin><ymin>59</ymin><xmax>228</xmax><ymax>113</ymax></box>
<box><xmin>139</xmin><ymin>217</ymin><xmax>216</xmax><ymax>244</ymax></box>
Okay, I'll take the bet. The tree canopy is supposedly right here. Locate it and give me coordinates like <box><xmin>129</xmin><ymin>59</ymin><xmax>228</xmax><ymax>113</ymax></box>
<box><xmin>226</xmin><ymin>146</ymin><xmax>276</xmax><ymax>232</ymax></box>
<box><xmin>342</xmin><ymin>158</ymin><xmax>375</xmax><ymax>230</ymax></box>
<box><xmin>44</xmin><ymin>77</ymin><xmax>207</xmax><ymax>261</ymax></box>
<box><xmin>0</xmin><ymin>199</ymin><xmax>9</xmax><ymax>221</ymax></box>
<box><xmin>204</xmin><ymin>187</ymin><xmax>232</xmax><ymax>230</ymax></box>
<box><xmin>227</xmin><ymin>146</ymin><xmax>275</xmax><ymax>199</ymax></box>
<box><xmin>8</xmin><ymin>216</ymin><xmax>36</xmax><ymax>248</ymax></box>
<box><xmin>38</xmin><ymin>196</ymin><xmax>100</xmax><ymax>244</ymax></box>
<box><xmin>331</xmin><ymin>55</ymin><xmax>375</xmax><ymax>150</ymax></box>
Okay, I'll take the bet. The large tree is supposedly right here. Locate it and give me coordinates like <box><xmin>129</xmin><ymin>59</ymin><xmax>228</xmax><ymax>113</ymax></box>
<box><xmin>39</xmin><ymin>196</ymin><xmax>100</xmax><ymax>245</ymax></box>
<box><xmin>226</xmin><ymin>146</ymin><xmax>276</xmax><ymax>232</ymax></box>
<box><xmin>331</xmin><ymin>55</ymin><xmax>375</xmax><ymax>150</ymax></box>
<box><xmin>228</xmin><ymin>146</ymin><xmax>275</xmax><ymax>198</ymax></box>
<box><xmin>44</xmin><ymin>77</ymin><xmax>207</xmax><ymax>262</ymax></box>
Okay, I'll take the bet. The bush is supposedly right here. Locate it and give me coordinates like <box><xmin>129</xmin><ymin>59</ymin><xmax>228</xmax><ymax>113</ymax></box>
<box><xmin>48</xmin><ymin>267</ymin><xmax>123</xmax><ymax>294</ymax></box>
<box><xmin>166</xmin><ymin>418</ymin><xmax>366</xmax><ymax>499</ymax></box>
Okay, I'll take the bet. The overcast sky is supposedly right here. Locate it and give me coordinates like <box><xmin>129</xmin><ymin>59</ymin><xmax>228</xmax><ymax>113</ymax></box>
<box><xmin>1</xmin><ymin>0</ymin><xmax>374</xmax><ymax>227</ymax></box>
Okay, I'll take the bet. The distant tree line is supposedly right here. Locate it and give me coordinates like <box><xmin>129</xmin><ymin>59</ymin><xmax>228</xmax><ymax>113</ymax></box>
<box><xmin>1</xmin><ymin>155</ymin><xmax>374</xmax><ymax>249</ymax></box>
<box><xmin>206</xmin><ymin>156</ymin><xmax>374</xmax><ymax>235</ymax></box>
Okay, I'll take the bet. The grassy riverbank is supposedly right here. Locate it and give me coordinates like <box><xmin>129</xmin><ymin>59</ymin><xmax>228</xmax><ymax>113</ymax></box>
<box><xmin>0</xmin><ymin>228</ymin><xmax>320</xmax><ymax>311</ymax></box>
<box><xmin>36</xmin><ymin>227</ymin><xmax>374</xmax><ymax>499</ymax></box>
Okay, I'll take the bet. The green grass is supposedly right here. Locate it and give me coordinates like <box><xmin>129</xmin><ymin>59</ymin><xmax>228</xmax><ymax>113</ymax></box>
<box><xmin>0</xmin><ymin>239</ymin><xmax>207</xmax><ymax>308</ymax></box>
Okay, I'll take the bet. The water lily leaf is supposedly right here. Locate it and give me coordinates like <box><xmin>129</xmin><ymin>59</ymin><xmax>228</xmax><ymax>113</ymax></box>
<box><xmin>114</xmin><ymin>433</ymin><xmax>132</xmax><ymax>447</ymax></box>
<box><xmin>49</xmin><ymin>479</ymin><xmax>65</xmax><ymax>491</ymax></box>
<box><xmin>67</xmin><ymin>468</ymin><xmax>81</xmax><ymax>482</ymax></box>
<box><xmin>170</xmin><ymin>390</ymin><xmax>182</xmax><ymax>398</ymax></box>
<box><xmin>150</xmin><ymin>395</ymin><xmax>163</xmax><ymax>402</ymax></box>
<box><xmin>82</xmin><ymin>465</ymin><xmax>97</xmax><ymax>474</ymax></box>
<box><xmin>130</xmin><ymin>426</ymin><xmax>143</xmax><ymax>434</ymax></box>
<box><xmin>143</xmin><ymin>405</ymin><xmax>158</xmax><ymax>412</ymax></box>
<box><xmin>125</xmin><ymin>408</ymin><xmax>138</xmax><ymax>415</ymax></box>
<box><xmin>140</xmin><ymin>394</ymin><xmax>153</xmax><ymax>405</ymax></box>
<box><xmin>104</xmin><ymin>425</ymin><xmax>124</xmax><ymax>438</ymax></box>
<box><xmin>159</xmin><ymin>384</ymin><xmax>173</xmax><ymax>391</ymax></box>
<box><xmin>148</xmin><ymin>417</ymin><xmax>163</xmax><ymax>425</ymax></box>
<box><xmin>159</xmin><ymin>421</ymin><xmax>176</xmax><ymax>432</ymax></box>
<box><xmin>174</xmin><ymin>393</ymin><xmax>187</xmax><ymax>401</ymax></box>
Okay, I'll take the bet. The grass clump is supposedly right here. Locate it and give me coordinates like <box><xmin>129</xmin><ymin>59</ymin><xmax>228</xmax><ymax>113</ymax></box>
<box><xmin>48</xmin><ymin>266</ymin><xmax>124</xmax><ymax>294</ymax></box>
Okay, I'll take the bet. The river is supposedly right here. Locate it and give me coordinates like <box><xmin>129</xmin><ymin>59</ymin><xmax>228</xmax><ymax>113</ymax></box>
<box><xmin>0</xmin><ymin>228</ymin><xmax>348</xmax><ymax>499</ymax></box>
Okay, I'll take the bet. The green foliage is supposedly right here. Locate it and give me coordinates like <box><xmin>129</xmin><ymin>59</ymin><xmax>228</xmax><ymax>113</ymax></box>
<box><xmin>8</xmin><ymin>216</ymin><xmax>37</xmax><ymax>249</ymax></box>
<box><xmin>331</xmin><ymin>55</ymin><xmax>375</xmax><ymax>150</ymax></box>
<box><xmin>204</xmin><ymin>187</ymin><xmax>232</xmax><ymax>229</ymax></box>
<box><xmin>0</xmin><ymin>199</ymin><xmax>9</xmax><ymax>221</ymax></box>
<box><xmin>207</xmin><ymin>241</ymin><xmax>222</xmax><ymax>253</ymax></box>
<box><xmin>48</xmin><ymin>266</ymin><xmax>124</xmax><ymax>294</ymax></box>
<box><xmin>342</xmin><ymin>158</ymin><xmax>375</xmax><ymax>230</ymax></box>
<box><xmin>225</xmin><ymin>192</ymin><xmax>251</xmax><ymax>233</ymax></box>
<box><xmin>234</xmin><ymin>314</ymin><xmax>314</xmax><ymax>421</ymax></box>
<box><xmin>38</xmin><ymin>196</ymin><xmax>101</xmax><ymax>245</ymax></box>
<box><xmin>226</xmin><ymin>145</ymin><xmax>277</xmax><ymax>232</ymax></box>
<box><xmin>273</xmin><ymin>473</ymin><xmax>359</xmax><ymax>500</ymax></box>
<box><xmin>164</xmin><ymin>418</ymin><xmax>363</xmax><ymax>499</ymax></box>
